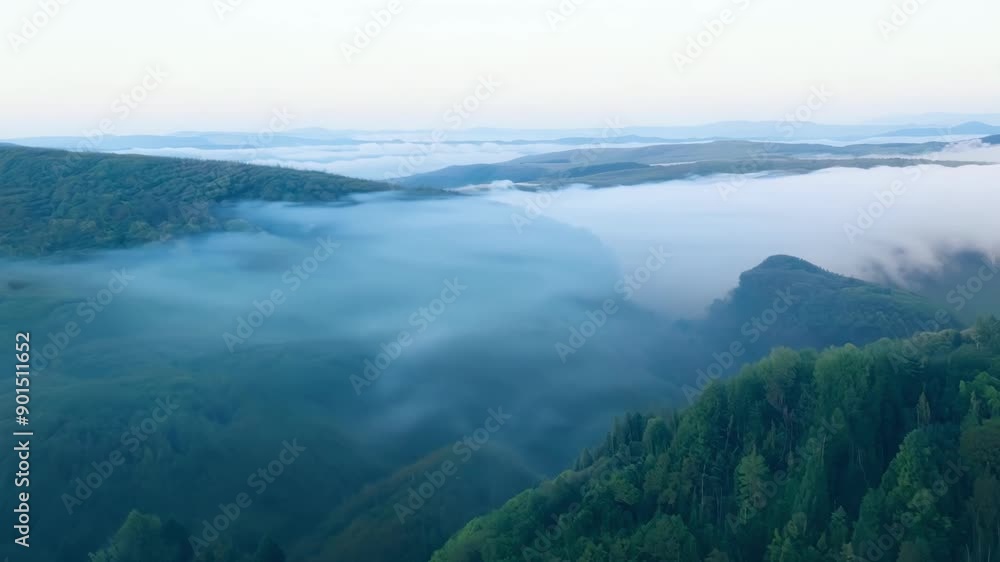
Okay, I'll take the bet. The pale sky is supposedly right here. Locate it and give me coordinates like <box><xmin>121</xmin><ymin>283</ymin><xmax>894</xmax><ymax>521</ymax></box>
<box><xmin>1</xmin><ymin>0</ymin><xmax>998</xmax><ymax>136</ymax></box>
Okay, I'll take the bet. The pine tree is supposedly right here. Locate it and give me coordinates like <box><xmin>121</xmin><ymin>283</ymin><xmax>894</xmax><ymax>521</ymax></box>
<box><xmin>736</xmin><ymin>447</ymin><xmax>770</xmax><ymax>523</ymax></box>
<box><xmin>916</xmin><ymin>391</ymin><xmax>931</xmax><ymax>428</ymax></box>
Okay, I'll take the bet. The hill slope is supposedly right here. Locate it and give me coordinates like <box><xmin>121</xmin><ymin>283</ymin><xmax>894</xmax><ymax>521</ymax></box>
<box><xmin>431</xmin><ymin>317</ymin><xmax>1000</xmax><ymax>562</ymax></box>
<box><xmin>697</xmin><ymin>255</ymin><xmax>951</xmax><ymax>354</ymax></box>
<box><xmin>11</xmin><ymin>254</ymin><xmax>969</xmax><ymax>562</ymax></box>
<box><xmin>0</xmin><ymin>145</ymin><xmax>396</xmax><ymax>257</ymax></box>
<box><xmin>397</xmin><ymin>140</ymin><xmax>966</xmax><ymax>188</ymax></box>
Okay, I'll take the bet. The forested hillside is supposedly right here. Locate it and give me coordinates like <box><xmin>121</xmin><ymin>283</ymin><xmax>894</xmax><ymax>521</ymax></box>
<box><xmin>1</xmin><ymin>144</ymin><xmax>990</xmax><ymax>562</ymax></box>
<box><xmin>1</xmin><ymin>252</ymin><xmax>963</xmax><ymax>562</ymax></box>
<box><xmin>431</xmin><ymin>317</ymin><xmax>1000</xmax><ymax>562</ymax></box>
<box><xmin>0</xmin><ymin>145</ymin><xmax>394</xmax><ymax>257</ymax></box>
<box><xmin>698</xmin><ymin>255</ymin><xmax>950</xmax><ymax>355</ymax></box>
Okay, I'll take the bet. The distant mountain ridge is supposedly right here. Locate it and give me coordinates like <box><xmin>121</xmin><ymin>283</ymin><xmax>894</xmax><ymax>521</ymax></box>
<box><xmin>398</xmin><ymin>139</ymin><xmax>969</xmax><ymax>189</ymax></box>
<box><xmin>7</xmin><ymin>120</ymin><xmax>993</xmax><ymax>150</ymax></box>
<box><xmin>881</xmin><ymin>121</ymin><xmax>1000</xmax><ymax>137</ymax></box>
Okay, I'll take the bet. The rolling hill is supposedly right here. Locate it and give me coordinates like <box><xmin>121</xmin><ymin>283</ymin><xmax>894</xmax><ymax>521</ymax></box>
<box><xmin>430</xmin><ymin>318</ymin><xmax>1000</xmax><ymax>562</ymax></box>
<box><xmin>697</xmin><ymin>254</ymin><xmax>952</xmax><ymax>355</ymax></box>
<box><xmin>397</xmin><ymin>140</ymin><xmax>968</xmax><ymax>189</ymax></box>
<box><xmin>0</xmin><ymin>145</ymin><xmax>398</xmax><ymax>257</ymax></box>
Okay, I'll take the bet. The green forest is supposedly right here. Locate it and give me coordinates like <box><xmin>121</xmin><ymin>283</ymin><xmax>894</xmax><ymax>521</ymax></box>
<box><xmin>0</xmin><ymin>146</ymin><xmax>394</xmax><ymax>257</ymax></box>
<box><xmin>3</xmin><ymin>247</ymin><xmax>966</xmax><ymax>562</ymax></box>
<box><xmin>1</xmin><ymin>145</ymin><xmax>996</xmax><ymax>562</ymax></box>
<box><xmin>431</xmin><ymin>317</ymin><xmax>1000</xmax><ymax>562</ymax></box>
<box><xmin>79</xmin><ymin>316</ymin><xmax>1000</xmax><ymax>562</ymax></box>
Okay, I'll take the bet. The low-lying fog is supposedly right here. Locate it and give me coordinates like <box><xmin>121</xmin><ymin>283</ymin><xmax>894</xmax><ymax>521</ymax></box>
<box><xmin>111</xmin><ymin>140</ymin><xmax>658</xmax><ymax>181</ymax></box>
<box><xmin>5</xmin><ymin>196</ymin><xmax>677</xmax><ymax>475</ymax></box>
<box><xmin>5</xmin><ymin>143</ymin><xmax>1000</xmax><ymax>479</ymax></box>
<box><xmin>486</xmin><ymin>159</ymin><xmax>1000</xmax><ymax>315</ymax></box>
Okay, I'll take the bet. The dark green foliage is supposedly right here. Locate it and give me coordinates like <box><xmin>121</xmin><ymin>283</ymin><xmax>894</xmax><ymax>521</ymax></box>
<box><xmin>294</xmin><ymin>446</ymin><xmax>539</xmax><ymax>562</ymax></box>
<box><xmin>88</xmin><ymin>510</ymin><xmax>285</xmax><ymax>562</ymax></box>
<box><xmin>975</xmin><ymin>315</ymin><xmax>1000</xmax><ymax>353</ymax></box>
<box><xmin>3</xmin><ymin>254</ymin><xmax>975</xmax><ymax>562</ymax></box>
<box><xmin>88</xmin><ymin>511</ymin><xmax>190</xmax><ymax>562</ymax></box>
<box><xmin>700</xmin><ymin>255</ymin><xmax>952</xmax><ymax>355</ymax></box>
<box><xmin>0</xmin><ymin>145</ymin><xmax>394</xmax><ymax>257</ymax></box>
<box><xmin>430</xmin><ymin>321</ymin><xmax>1000</xmax><ymax>562</ymax></box>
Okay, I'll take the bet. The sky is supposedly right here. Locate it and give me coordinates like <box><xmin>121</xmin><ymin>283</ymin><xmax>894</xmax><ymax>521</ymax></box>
<box><xmin>2</xmin><ymin>0</ymin><xmax>999</xmax><ymax>136</ymax></box>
